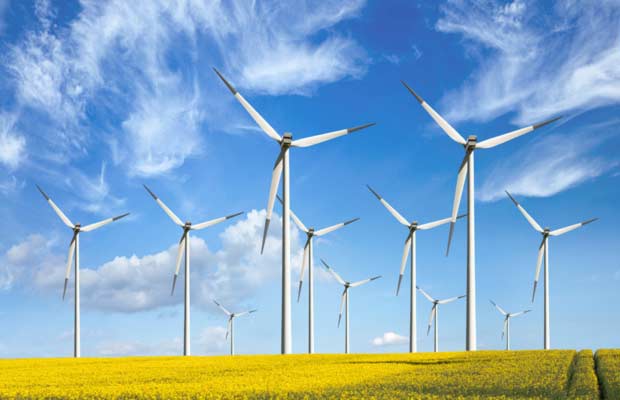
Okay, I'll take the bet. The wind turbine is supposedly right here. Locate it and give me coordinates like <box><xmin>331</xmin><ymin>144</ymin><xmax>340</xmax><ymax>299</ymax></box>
<box><xmin>321</xmin><ymin>259</ymin><xmax>381</xmax><ymax>354</ymax></box>
<box><xmin>213</xmin><ymin>300</ymin><xmax>257</xmax><ymax>356</ymax></box>
<box><xmin>505</xmin><ymin>190</ymin><xmax>597</xmax><ymax>349</ymax></box>
<box><xmin>36</xmin><ymin>185</ymin><xmax>129</xmax><ymax>358</ymax></box>
<box><xmin>278</xmin><ymin>195</ymin><xmax>359</xmax><ymax>354</ymax></box>
<box><xmin>144</xmin><ymin>185</ymin><xmax>243</xmax><ymax>356</ymax></box>
<box><xmin>402</xmin><ymin>80</ymin><xmax>561</xmax><ymax>351</ymax></box>
<box><xmin>490</xmin><ymin>300</ymin><xmax>530</xmax><ymax>350</ymax></box>
<box><xmin>214</xmin><ymin>67</ymin><xmax>375</xmax><ymax>354</ymax></box>
<box><xmin>367</xmin><ymin>185</ymin><xmax>465</xmax><ymax>353</ymax></box>
<box><xmin>417</xmin><ymin>286</ymin><xmax>465</xmax><ymax>352</ymax></box>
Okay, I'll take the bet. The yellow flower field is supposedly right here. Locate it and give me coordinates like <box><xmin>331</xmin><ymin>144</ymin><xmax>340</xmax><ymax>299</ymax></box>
<box><xmin>0</xmin><ymin>350</ymin><xmax>610</xmax><ymax>399</ymax></box>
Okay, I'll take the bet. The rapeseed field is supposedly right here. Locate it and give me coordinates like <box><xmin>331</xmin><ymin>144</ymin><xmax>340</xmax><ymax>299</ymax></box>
<box><xmin>0</xmin><ymin>350</ymin><xmax>611</xmax><ymax>399</ymax></box>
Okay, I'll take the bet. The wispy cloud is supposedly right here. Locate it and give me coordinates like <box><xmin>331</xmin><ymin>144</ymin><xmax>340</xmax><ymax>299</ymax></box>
<box><xmin>479</xmin><ymin>127</ymin><xmax>618</xmax><ymax>201</ymax></box>
<box><xmin>371</xmin><ymin>331</ymin><xmax>408</xmax><ymax>347</ymax></box>
<box><xmin>0</xmin><ymin>112</ymin><xmax>26</xmax><ymax>170</ymax></box>
<box><xmin>5</xmin><ymin>0</ymin><xmax>368</xmax><ymax>177</ymax></box>
<box><xmin>436</xmin><ymin>0</ymin><xmax>620</xmax><ymax>125</ymax></box>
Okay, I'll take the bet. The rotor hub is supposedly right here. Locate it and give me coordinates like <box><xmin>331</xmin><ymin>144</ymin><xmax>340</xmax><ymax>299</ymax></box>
<box><xmin>465</xmin><ymin>135</ymin><xmax>477</xmax><ymax>150</ymax></box>
<box><xmin>281</xmin><ymin>132</ymin><xmax>293</xmax><ymax>147</ymax></box>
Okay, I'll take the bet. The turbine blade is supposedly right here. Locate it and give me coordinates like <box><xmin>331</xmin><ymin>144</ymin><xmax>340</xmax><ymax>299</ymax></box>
<box><xmin>396</xmin><ymin>233</ymin><xmax>413</xmax><ymax>295</ymax></box>
<box><xmin>171</xmin><ymin>233</ymin><xmax>186</xmax><ymax>296</ymax></box>
<box><xmin>235</xmin><ymin>309</ymin><xmax>257</xmax><ymax>317</ymax></box>
<box><xmin>502</xmin><ymin>319</ymin><xmax>508</xmax><ymax>339</ymax></box>
<box><xmin>338</xmin><ymin>288</ymin><xmax>347</xmax><ymax>327</ymax></box>
<box><xmin>438</xmin><ymin>295</ymin><xmax>465</xmax><ymax>304</ymax></box>
<box><xmin>191</xmin><ymin>212</ymin><xmax>244</xmax><ymax>230</ymax></box>
<box><xmin>350</xmin><ymin>275</ymin><xmax>381</xmax><ymax>288</ymax></box>
<box><xmin>476</xmin><ymin>116</ymin><xmax>562</xmax><ymax>149</ymax></box>
<box><xmin>277</xmin><ymin>195</ymin><xmax>308</xmax><ymax>232</ymax></box>
<box><xmin>36</xmin><ymin>185</ymin><xmax>74</xmax><ymax>228</ymax></box>
<box><xmin>291</xmin><ymin>123</ymin><xmax>375</xmax><ymax>148</ymax></box>
<box><xmin>505</xmin><ymin>191</ymin><xmax>543</xmax><ymax>232</ymax></box>
<box><xmin>80</xmin><ymin>213</ymin><xmax>130</xmax><ymax>232</ymax></box>
<box><xmin>321</xmin><ymin>259</ymin><xmax>346</xmax><ymax>285</ymax></box>
<box><xmin>532</xmin><ymin>238</ymin><xmax>545</xmax><ymax>302</ymax></box>
<box><xmin>63</xmin><ymin>234</ymin><xmax>77</xmax><ymax>300</ymax></box>
<box><xmin>511</xmin><ymin>310</ymin><xmax>531</xmax><ymax>317</ymax></box>
<box><xmin>261</xmin><ymin>148</ymin><xmax>285</xmax><ymax>254</ymax></box>
<box><xmin>213</xmin><ymin>68</ymin><xmax>281</xmax><ymax>142</ymax></box>
<box><xmin>314</xmin><ymin>218</ymin><xmax>360</xmax><ymax>237</ymax></box>
<box><xmin>213</xmin><ymin>299</ymin><xmax>232</xmax><ymax>316</ymax></box>
<box><xmin>446</xmin><ymin>153</ymin><xmax>469</xmax><ymax>255</ymax></box>
<box><xmin>143</xmin><ymin>185</ymin><xmax>184</xmax><ymax>227</ymax></box>
<box><xmin>427</xmin><ymin>305</ymin><xmax>437</xmax><ymax>335</ymax></box>
<box><xmin>490</xmin><ymin>300</ymin><xmax>507</xmax><ymax>315</ymax></box>
<box><xmin>366</xmin><ymin>185</ymin><xmax>409</xmax><ymax>226</ymax></box>
<box><xmin>297</xmin><ymin>239</ymin><xmax>310</xmax><ymax>302</ymax></box>
<box><xmin>549</xmin><ymin>218</ymin><xmax>598</xmax><ymax>236</ymax></box>
<box><xmin>417</xmin><ymin>216</ymin><xmax>454</xmax><ymax>231</ymax></box>
<box><xmin>401</xmin><ymin>81</ymin><xmax>466</xmax><ymax>145</ymax></box>
<box><xmin>226</xmin><ymin>318</ymin><xmax>232</xmax><ymax>340</ymax></box>
<box><xmin>416</xmin><ymin>286</ymin><xmax>435</xmax><ymax>303</ymax></box>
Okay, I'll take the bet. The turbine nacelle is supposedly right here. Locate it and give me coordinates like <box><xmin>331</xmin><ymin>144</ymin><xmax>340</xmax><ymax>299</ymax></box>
<box><xmin>281</xmin><ymin>132</ymin><xmax>293</xmax><ymax>146</ymax></box>
<box><xmin>465</xmin><ymin>135</ymin><xmax>477</xmax><ymax>149</ymax></box>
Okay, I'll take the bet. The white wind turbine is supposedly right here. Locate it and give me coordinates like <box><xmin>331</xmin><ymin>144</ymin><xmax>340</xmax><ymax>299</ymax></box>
<box><xmin>417</xmin><ymin>286</ymin><xmax>465</xmax><ymax>352</ymax></box>
<box><xmin>367</xmin><ymin>185</ymin><xmax>465</xmax><ymax>353</ymax></box>
<box><xmin>36</xmin><ymin>185</ymin><xmax>129</xmax><ymax>358</ymax></box>
<box><xmin>144</xmin><ymin>185</ymin><xmax>243</xmax><ymax>356</ymax></box>
<box><xmin>321</xmin><ymin>259</ymin><xmax>381</xmax><ymax>354</ymax></box>
<box><xmin>505</xmin><ymin>190</ymin><xmax>597</xmax><ymax>349</ymax></box>
<box><xmin>402</xmin><ymin>81</ymin><xmax>561</xmax><ymax>350</ymax></box>
<box><xmin>213</xmin><ymin>300</ymin><xmax>257</xmax><ymax>356</ymax></box>
<box><xmin>490</xmin><ymin>300</ymin><xmax>530</xmax><ymax>351</ymax></box>
<box><xmin>278</xmin><ymin>195</ymin><xmax>359</xmax><ymax>354</ymax></box>
<box><xmin>214</xmin><ymin>68</ymin><xmax>375</xmax><ymax>354</ymax></box>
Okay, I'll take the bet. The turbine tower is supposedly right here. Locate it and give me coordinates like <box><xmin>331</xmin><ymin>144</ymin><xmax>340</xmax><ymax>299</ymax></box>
<box><xmin>144</xmin><ymin>185</ymin><xmax>243</xmax><ymax>356</ymax></box>
<box><xmin>279</xmin><ymin>196</ymin><xmax>359</xmax><ymax>354</ymax></box>
<box><xmin>214</xmin><ymin>67</ymin><xmax>374</xmax><ymax>354</ymax></box>
<box><xmin>490</xmin><ymin>300</ymin><xmax>530</xmax><ymax>350</ymax></box>
<box><xmin>321</xmin><ymin>259</ymin><xmax>381</xmax><ymax>354</ymax></box>
<box><xmin>213</xmin><ymin>300</ymin><xmax>257</xmax><ymax>356</ymax></box>
<box><xmin>417</xmin><ymin>286</ymin><xmax>465</xmax><ymax>352</ymax></box>
<box><xmin>367</xmin><ymin>185</ymin><xmax>464</xmax><ymax>353</ymax></box>
<box><xmin>402</xmin><ymin>80</ymin><xmax>561</xmax><ymax>351</ymax></box>
<box><xmin>36</xmin><ymin>185</ymin><xmax>129</xmax><ymax>358</ymax></box>
<box><xmin>505</xmin><ymin>191</ymin><xmax>597</xmax><ymax>349</ymax></box>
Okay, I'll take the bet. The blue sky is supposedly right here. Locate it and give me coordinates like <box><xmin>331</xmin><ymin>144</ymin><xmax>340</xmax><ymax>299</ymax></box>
<box><xmin>0</xmin><ymin>0</ymin><xmax>619</xmax><ymax>357</ymax></box>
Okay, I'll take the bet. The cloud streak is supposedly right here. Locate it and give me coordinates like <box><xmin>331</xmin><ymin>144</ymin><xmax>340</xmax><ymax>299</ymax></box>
<box><xmin>436</xmin><ymin>0</ymin><xmax>620</xmax><ymax>125</ymax></box>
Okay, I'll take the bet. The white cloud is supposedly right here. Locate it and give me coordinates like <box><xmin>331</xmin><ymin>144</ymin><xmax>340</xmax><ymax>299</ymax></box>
<box><xmin>206</xmin><ymin>1</ymin><xmax>367</xmax><ymax>95</ymax></box>
<box><xmin>371</xmin><ymin>331</ymin><xmax>408</xmax><ymax>347</ymax></box>
<box><xmin>479</xmin><ymin>129</ymin><xmax>617</xmax><ymax>201</ymax></box>
<box><xmin>5</xmin><ymin>0</ymin><xmax>368</xmax><ymax>176</ymax></box>
<box><xmin>436</xmin><ymin>0</ymin><xmax>620</xmax><ymax>125</ymax></box>
<box><xmin>2</xmin><ymin>210</ymin><xmax>305</xmax><ymax>313</ymax></box>
<box><xmin>0</xmin><ymin>112</ymin><xmax>26</xmax><ymax>170</ymax></box>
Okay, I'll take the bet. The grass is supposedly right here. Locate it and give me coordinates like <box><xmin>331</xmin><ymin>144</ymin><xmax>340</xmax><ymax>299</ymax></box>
<box><xmin>0</xmin><ymin>350</ymin><xmax>616</xmax><ymax>399</ymax></box>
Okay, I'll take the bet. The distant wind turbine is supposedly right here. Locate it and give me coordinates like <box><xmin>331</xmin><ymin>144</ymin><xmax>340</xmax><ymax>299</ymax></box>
<box><xmin>144</xmin><ymin>185</ymin><xmax>243</xmax><ymax>356</ymax></box>
<box><xmin>505</xmin><ymin>190</ymin><xmax>597</xmax><ymax>349</ymax></box>
<box><xmin>278</xmin><ymin>195</ymin><xmax>359</xmax><ymax>354</ymax></box>
<box><xmin>213</xmin><ymin>300</ymin><xmax>257</xmax><ymax>356</ymax></box>
<box><xmin>321</xmin><ymin>259</ymin><xmax>381</xmax><ymax>354</ymax></box>
<box><xmin>490</xmin><ymin>300</ymin><xmax>530</xmax><ymax>350</ymax></box>
<box><xmin>214</xmin><ymin>67</ymin><xmax>374</xmax><ymax>354</ymax></box>
<box><xmin>36</xmin><ymin>185</ymin><xmax>129</xmax><ymax>358</ymax></box>
<box><xmin>402</xmin><ymin>80</ymin><xmax>561</xmax><ymax>351</ymax></box>
<box><xmin>417</xmin><ymin>286</ymin><xmax>465</xmax><ymax>352</ymax></box>
<box><xmin>367</xmin><ymin>185</ymin><xmax>464</xmax><ymax>353</ymax></box>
